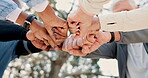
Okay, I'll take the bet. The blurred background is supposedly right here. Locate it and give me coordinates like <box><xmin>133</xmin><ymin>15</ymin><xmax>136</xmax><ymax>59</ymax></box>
<box><xmin>3</xmin><ymin>0</ymin><xmax>147</xmax><ymax>78</ymax></box>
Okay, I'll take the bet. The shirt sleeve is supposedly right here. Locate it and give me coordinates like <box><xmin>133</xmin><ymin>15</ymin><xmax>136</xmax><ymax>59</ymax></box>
<box><xmin>21</xmin><ymin>0</ymin><xmax>47</xmax><ymax>8</ymax></box>
<box><xmin>117</xmin><ymin>29</ymin><xmax>148</xmax><ymax>44</ymax></box>
<box><xmin>84</xmin><ymin>42</ymin><xmax>117</xmax><ymax>59</ymax></box>
<box><xmin>99</xmin><ymin>4</ymin><xmax>148</xmax><ymax>32</ymax></box>
<box><xmin>6</xmin><ymin>8</ymin><xmax>22</xmax><ymax>22</ymax></box>
<box><xmin>0</xmin><ymin>0</ymin><xmax>18</xmax><ymax>20</ymax></box>
<box><xmin>79</xmin><ymin>0</ymin><xmax>110</xmax><ymax>15</ymax></box>
<box><xmin>5</xmin><ymin>0</ymin><xmax>48</xmax><ymax>22</ymax></box>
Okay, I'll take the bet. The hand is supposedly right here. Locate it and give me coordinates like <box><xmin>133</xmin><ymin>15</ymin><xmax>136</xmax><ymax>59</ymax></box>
<box><xmin>112</xmin><ymin>0</ymin><xmax>137</xmax><ymax>12</ymax></box>
<box><xmin>67</xmin><ymin>7</ymin><xmax>94</xmax><ymax>38</ymax></box>
<box><xmin>26</xmin><ymin>30</ymin><xmax>51</xmax><ymax>51</ymax></box>
<box><xmin>29</xmin><ymin>20</ymin><xmax>55</xmax><ymax>47</ymax></box>
<box><xmin>15</xmin><ymin>12</ymin><xmax>55</xmax><ymax>47</ymax></box>
<box><xmin>44</xmin><ymin>17</ymin><xmax>68</xmax><ymax>46</ymax></box>
<box><xmin>37</xmin><ymin>5</ymin><xmax>68</xmax><ymax>47</ymax></box>
<box><xmin>87</xmin><ymin>17</ymin><xmax>100</xmax><ymax>34</ymax></box>
<box><xmin>62</xmin><ymin>34</ymin><xmax>100</xmax><ymax>56</ymax></box>
<box><xmin>62</xmin><ymin>31</ymin><xmax>111</xmax><ymax>56</ymax></box>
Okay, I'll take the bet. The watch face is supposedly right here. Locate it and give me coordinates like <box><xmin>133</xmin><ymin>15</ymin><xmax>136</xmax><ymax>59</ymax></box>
<box><xmin>24</xmin><ymin>20</ymin><xmax>31</xmax><ymax>30</ymax></box>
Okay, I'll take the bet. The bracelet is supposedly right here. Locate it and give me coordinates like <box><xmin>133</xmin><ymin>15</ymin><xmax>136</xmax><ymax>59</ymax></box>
<box><xmin>23</xmin><ymin>14</ymin><xmax>37</xmax><ymax>31</ymax></box>
<box><xmin>109</xmin><ymin>32</ymin><xmax>115</xmax><ymax>43</ymax></box>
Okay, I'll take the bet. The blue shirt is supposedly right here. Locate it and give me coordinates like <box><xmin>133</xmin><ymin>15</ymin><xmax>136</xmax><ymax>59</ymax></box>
<box><xmin>0</xmin><ymin>40</ymin><xmax>19</xmax><ymax>78</ymax></box>
<box><xmin>0</xmin><ymin>0</ymin><xmax>46</xmax><ymax>20</ymax></box>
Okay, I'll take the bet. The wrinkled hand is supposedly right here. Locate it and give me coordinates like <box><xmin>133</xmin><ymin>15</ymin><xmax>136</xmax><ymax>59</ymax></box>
<box><xmin>62</xmin><ymin>30</ymin><xmax>111</xmax><ymax>56</ymax></box>
<box><xmin>37</xmin><ymin>5</ymin><xmax>68</xmax><ymax>47</ymax></box>
<box><xmin>29</xmin><ymin>20</ymin><xmax>55</xmax><ymax>47</ymax></box>
<box><xmin>44</xmin><ymin>17</ymin><xmax>68</xmax><ymax>46</ymax></box>
<box><xmin>26</xmin><ymin>30</ymin><xmax>51</xmax><ymax>51</ymax></box>
<box><xmin>112</xmin><ymin>0</ymin><xmax>137</xmax><ymax>12</ymax></box>
<box><xmin>67</xmin><ymin>7</ymin><xmax>94</xmax><ymax>38</ymax></box>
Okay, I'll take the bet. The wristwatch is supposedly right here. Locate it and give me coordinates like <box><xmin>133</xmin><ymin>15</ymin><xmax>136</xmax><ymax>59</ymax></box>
<box><xmin>23</xmin><ymin>14</ymin><xmax>37</xmax><ymax>31</ymax></box>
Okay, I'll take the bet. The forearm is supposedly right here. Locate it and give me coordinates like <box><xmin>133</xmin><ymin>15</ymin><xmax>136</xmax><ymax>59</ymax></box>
<box><xmin>0</xmin><ymin>20</ymin><xmax>28</xmax><ymax>41</ymax></box>
<box><xmin>99</xmin><ymin>5</ymin><xmax>148</xmax><ymax>32</ymax></box>
<box><xmin>37</xmin><ymin>5</ymin><xmax>57</xmax><ymax>23</ymax></box>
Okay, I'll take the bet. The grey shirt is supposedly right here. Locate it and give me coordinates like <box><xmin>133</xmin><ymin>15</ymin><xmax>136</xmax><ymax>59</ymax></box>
<box><xmin>118</xmin><ymin>29</ymin><xmax>148</xmax><ymax>44</ymax></box>
<box><xmin>85</xmin><ymin>29</ymin><xmax>148</xmax><ymax>78</ymax></box>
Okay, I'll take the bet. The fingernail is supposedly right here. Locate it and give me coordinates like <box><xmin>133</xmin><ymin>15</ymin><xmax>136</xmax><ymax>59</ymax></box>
<box><xmin>53</xmin><ymin>34</ymin><xmax>57</xmax><ymax>37</ymax></box>
<box><xmin>53</xmin><ymin>46</ymin><xmax>56</xmax><ymax>48</ymax></box>
<box><xmin>76</xmin><ymin>26</ymin><xmax>80</xmax><ymax>29</ymax></box>
<box><xmin>51</xmin><ymin>28</ymin><xmax>55</xmax><ymax>32</ymax></box>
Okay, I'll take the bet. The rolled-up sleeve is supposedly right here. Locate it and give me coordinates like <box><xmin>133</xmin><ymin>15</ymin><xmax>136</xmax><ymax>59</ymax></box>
<box><xmin>99</xmin><ymin>4</ymin><xmax>148</xmax><ymax>32</ymax></box>
<box><xmin>0</xmin><ymin>0</ymin><xmax>18</xmax><ymax>20</ymax></box>
<box><xmin>79</xmin><ymin>0</ymin><xmax>110</xmax><ymax>15</ymax></box>
<box><xmin>21</xmin><ymin>0</ymin><xmax>47</xmax><ymax>8</ymax></box>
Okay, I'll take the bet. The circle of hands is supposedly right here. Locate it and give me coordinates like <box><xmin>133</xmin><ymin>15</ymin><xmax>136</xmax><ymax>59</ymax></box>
<box><xmin>27</xmin><ymin>8</ymin><xmax>111</xmax><ymax>56</ymax></box>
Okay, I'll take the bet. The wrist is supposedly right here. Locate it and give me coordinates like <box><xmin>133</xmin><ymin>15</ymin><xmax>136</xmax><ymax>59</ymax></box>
<box><xmin>109</xmin><ymin>32</ymin><xmax>115</xmax><ymax>43</ymax></box>
<box><xmin>37</xmin><ymin>5</ymin><xmax>57</xmax><ymax>23</ymax></box>
<box><xmin>29</xmin><ymin>20</ymin><xmax>44</xmax><ymax>31</ymax></box>
<box><xmin>108</xmin><ymin>32</ymin><xmax>121</xmax><ymax>42</ymax></box>
<box><xmin>114</xmin><ymin>32</ymin><xmax>121</xmax><ymax>41</ymax></box>
<box><xmin>106</xmin><ymin>31</ymin><xmax>112</xmax><ymax>42</ymax></box>
<box><xmin>23</xmin><ymin>14</ymin><xmax>37</xmax><ymax>30</ymax></box>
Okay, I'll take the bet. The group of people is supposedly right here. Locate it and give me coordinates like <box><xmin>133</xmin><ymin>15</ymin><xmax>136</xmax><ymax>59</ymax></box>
<box><xmin>0</xmin><ymin>0</ymin><xmax>147</xmax><ymax>78</ymax></box>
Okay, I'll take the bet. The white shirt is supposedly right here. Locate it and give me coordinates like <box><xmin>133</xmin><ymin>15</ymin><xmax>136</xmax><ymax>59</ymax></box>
<box><xmin>79</xmin><ymin>0</ymin><xmax>148</xmax><ymax>32</ymax></box>
<box><xmin>127</xmin><ymin>43</ymin><xmax>148</xmax><ymax>78</ymax></box>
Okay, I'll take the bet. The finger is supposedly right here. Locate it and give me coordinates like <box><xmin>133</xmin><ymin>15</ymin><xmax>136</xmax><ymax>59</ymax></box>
<box><xmin>76</xmin><ymin>38</ymin><xmax>83</xmax><ymax>47</ymax></box>
<box><xmin>42</xmin><ymin>33</ymin><xmax>56</xmax><ymax>48</ymax></box>
<box><xmin>52</xmin><ymin>27</ymin><xmax>67</xmax><ymax>37</ymax></box>
<box><xmin>67</xmin><ymin>35</ymin><xmax>74</xmax><ymax>50</ymax></box>
<box><xmin>82</xmin><ymin>45</ymin><xmax>90</xmax><ymax>54</ymax></box>
<box><xmin>62</xmin><ymin>37</ymin><xmax>69</xmax><ymax>52</ymax></box>
<box><xmin>32</xmin><ymin>40</ymin><xmax>47</xmax><ymax>50</ymax></box>
<box><xmin>34</xmin><ymin>34</ymin><xmax>44</xmax><ymax>41</ymax></box>
<box><xmin>86</xmin><ymin>34</ymin><xmax>96</xmax><ymax>43</ymax></box>
<box><xmin>62</xmin><ymin>35</ymin><xmax>75</xmax><ymax>51</ymax></box>
<box><xmin>90</xmin><ymin>42</ymin><xmax>101</xmax><ymax>52</ymax></box>
<box><xmin>53</xmin><ymin>33</ymin><xmax>65</xmax><ymax>39</ymax></box>
<box><xmin>45</xmin><ymin>26</ymin><xmax>57</xmax><ymax>46</ymax></box>
<box><xmin>52</xmin><ymin>28</ymin><xmax>65</xmax><ymax>36</ymax></box>
<box><xmin>82</xmin><ymin>35</ymin><xmax>93</xmax><ymax>45</ymax></box>
<box><xmin>26</xmin><ymin>31</ymin><xmax>35</xmax><ymax>40</ymax></box>
<box><xmin>72</xmin><ymin>39</ymin><xmax>80</xmax><ymax>49</ymax></box>
<box><xmin>43</xmin><ymin>39</ymin><xmax>50</xmax><ymax>46</ymax></box>
<box><xmin>68</xmin><ymin>19</ymin><xmax>78</xmax><ymax>34</ymax></box>
<box><xmin>74</xmin><ymin>23</ymin><xmax>88</xmax><ymax>38</ymax></box>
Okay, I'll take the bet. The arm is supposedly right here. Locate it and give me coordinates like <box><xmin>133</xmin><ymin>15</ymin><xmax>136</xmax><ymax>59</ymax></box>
<box><xmin>67</xmin><ymin>0</ymin><xmax>110</xmax><ymax>38</ymax></box>
<box><xmin>84</xmin><ymin>42</ymin><xmax>117</xmax><ymax>59</ymax></box>
<box><xmin>99</xmin><ymin>4</ymin><xmax>148</xmax><ymax>31</ymax></box>
<box><xmin>117</xmin><ymin>29</ymin><xmax>148</xmax><ymax>44</ymax></box>
<box><xmin>15</xmin><ymin>40</ymin><xmax>42</xmax><ymax>56</ymax></box>
<box><xmin>0</xmin><ymin>0</ymin><xmax>55</xmax><ymax>47</ymax></box>
<box><xmin>0</xmin><ymin>20</ymin><xmax>28</xmax><ymax>41</ymax></box>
